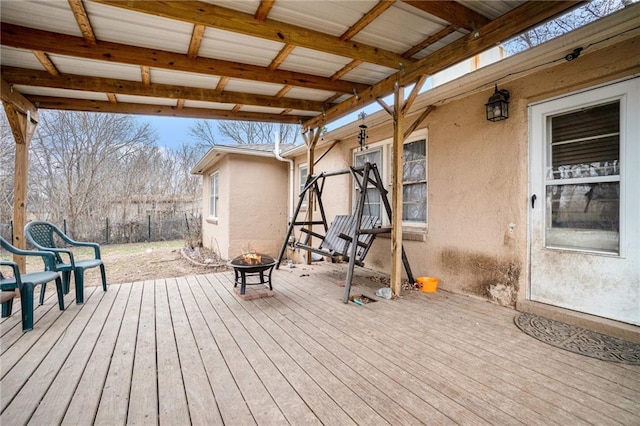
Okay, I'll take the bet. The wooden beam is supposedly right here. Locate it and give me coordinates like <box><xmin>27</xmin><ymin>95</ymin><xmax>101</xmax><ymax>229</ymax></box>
<box><xmin>269</xmin><ymin>44</ymin><xmax>296</xmax><ymax>70</ymax></box>
<box><xmin>402</xmin><ymin>25</ymin><xmax>457</xmax><ymax>59</ymax></box>
<box><xmin>403</xmin><ymin>0</ymin><xmax>490</xmax><ymax>31</ymax></box>
<box><xmin>26</xmin><ymin>96</ymin><xmax>308</xmax><ymax>123</ymax></box>
<box><xmin>3</xmin><ymin>102</ymin><xmax>37</xmax><ymax>270</ymax></box>
<box><xmin>254</xmin><ymin>0</ymin><xmax>275</xmax><ymax>21</ymax></box>
<box><xmin>93</xmin><ymin>0</ymin><xmax>412</xmax><ymax>70</ymax></box>
<box><xmin>404</xmin><ymin>105</ymin><xmax>435</xmax><ymax>139</ymax></box>
<box><xmin>390</xmin><ymin>81</ymin><xmax>404</xmax><ymax>296</ymax></box>
<box><xmin>0</xmin><ymin>78</ymin><xmax>39</xmax><ymax>121</ymax></box>
<box><xmin>303</xmin><ymin>1</ymin><xmax>581</xmax><ymax>129</ymax></box>
<box><xmin>401</xmin><ymin>74</ymin><xmax>427</xmax><ymax>116</ymax></box>
<box><xmin>215</xmin><ymin>76</ymin><xmax>229</xmax><ymax>92</ymax></box>
<box><xmin>106</xmin><ymin>93</ymin><xmax>117</xmax><ymax>103</ymax></box>
<box><xmin>1</xmin><ymin>67</ymin><xmax>330</xmax><ymax>112</ymax></box>
<box><xmin>141</xmin><ymin>66</ymin><xmax>151</xmax><ymax>85</ymax></box>
<box><xmin>0</xmin><ymin>23</ymin><xmax>369</xmax><ymax>94</ymax></box>
<box><xmin>176</xmin><ymin>99</ymin><xmax>185</xmax><ymax>109</ymax></box>
<box><xmin>67</xmin><ymin>0</ymin><xmax>96</xmax><ymax>45</ymax></box>
<box><xmin>330</xmin><ymin>60</ymin><xmax>362</xmax><ymax>81</ymax></box>
<box><xmin>32</xmin><ymin>51</ymin><xmax>60</xmax><ymax>76</ymax></box>
<box><xmin>187</xmin><ymin>24</ymin><xmax>206</xmax><ymax>58</ymax></box>
<box><xmin>339</xmin><ymin>0</ymin><xmax>396</xmax><ymax>41</ymax></box>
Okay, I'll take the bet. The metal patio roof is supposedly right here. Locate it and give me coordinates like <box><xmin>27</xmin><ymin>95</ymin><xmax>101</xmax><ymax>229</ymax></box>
<box><xmin>0</xmin><ymin>1</ymin><xmax>582</xmax><ymax>131</ymax></box>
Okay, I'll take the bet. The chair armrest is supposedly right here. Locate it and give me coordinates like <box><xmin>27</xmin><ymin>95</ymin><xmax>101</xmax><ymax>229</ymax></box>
<box><xmin>57</xmin><ymin>233</ymin><xmax>101</xmax><ymax>260</ymax></box>
<box><xmin>0</xmin><ymin>260</ymin><xmax>23</xmax><ymax>288</ymax></box>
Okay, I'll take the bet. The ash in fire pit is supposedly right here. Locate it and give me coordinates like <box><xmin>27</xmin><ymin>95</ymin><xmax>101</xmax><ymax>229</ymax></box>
<box><xmin>228</xmin><ymin>252</ymin><xmax>277</xmax><ymax>295</ymax></box>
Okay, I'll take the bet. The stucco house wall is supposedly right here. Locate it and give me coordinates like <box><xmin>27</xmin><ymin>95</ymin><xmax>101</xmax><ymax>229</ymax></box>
<box><xmin>199</xmin><ymin>152</ymin><xmax>288</xmax><ymax>260</ymax></box>
<box><xmin>289</xmin><ymin>34</ymin><xmax>639</xmax><ymax>306</ymax></box>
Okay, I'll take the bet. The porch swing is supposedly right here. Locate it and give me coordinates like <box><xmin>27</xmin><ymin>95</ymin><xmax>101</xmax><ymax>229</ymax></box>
<box><xmin>276</xmin><ymin>162</ymin><xmax>415</xmax><ymax>303</ymax></box>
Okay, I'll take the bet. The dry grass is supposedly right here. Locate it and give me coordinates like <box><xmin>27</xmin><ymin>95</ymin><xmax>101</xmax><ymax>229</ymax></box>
<box><xmin>1</xmin><ymin>240</ymin><xmax>225</xmax><ymax>286</ymax></box>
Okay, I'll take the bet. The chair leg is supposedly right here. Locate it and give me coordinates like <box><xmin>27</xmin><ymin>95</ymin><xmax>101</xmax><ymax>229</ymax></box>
<box><xmin>62</xmin><ymin>270</ymin><xmax>72</xmax><ymax>294</ymax></box>
<box><xmin>20</xmin><ymin>284</ymin><xmax>34</xmax><ymax>332</ymax></box>
<box><xmin>74</xmin><ymin>268</ymin><xmax>85</xmax><ymax>304</ymax></box>
<box><xmin>39</xmin><ymin>282</ymin><xmax>47</xmax><ymax>305</ymax></box>
<box><xmin>55</xmin><ymin>277</ymin><xmax>65</xmax><ymax>311</ymax></box>
<box><xmin>99</xmin><ymin>264</ymin><xmax>107</xmax><ymax>292</ymax></box>
<box><xmin>2</xmin><ymin>298</ymin><xmax>14</xmax><ymax>317</ymax></box>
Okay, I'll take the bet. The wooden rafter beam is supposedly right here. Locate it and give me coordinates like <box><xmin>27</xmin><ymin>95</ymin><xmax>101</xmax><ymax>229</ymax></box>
<box><xmin>402</xmin><ymin>25</ymin><xmax>457</xmax><ymax>59</ymax></box>
<box><xmin>215</xmin><ymin>76</ymin><xmax>229</xmax><ymax>92</ymax></box>
<box><xmin>269</xmin><ymin>44</ymin><xmax>296</xmax><ymax>71</ymax></box>
<box><xmin>106</xmin><ymin>93</ymin><xmax>117</xmax><ymax>103</ymax></box>
<box><xmin>67</xmin><ymin>0</ymin><xmax>96</xmax><ymax>45</ymax></box>
<box><xmin>141</xmin><ymin>66</ymin><xmax>151</xmax><ymax>85</ymax></box>
<box><xmin>0</xmin><ymin>23</ymin><xmax>368</xmax><ymax>94</ymax></box>
<box><xmin>27</xmin><ymin>96</ymin><xmax>308</xmax><ymax>123</ymax></box>
<box><xmin>187</xmin><ymin>24</ymin><xmax>206</xmax><ymax>58</ymax></box>
<box><xmin>32</xmin><ymin>51</ymin><xmax>60</xmax><ymax>76</ymax></box>
<box><xmin>1</xmin><ymin>67</ymin><xmax>331</xmax><ymax>112</ymax></box>
<box><xmin>304</xmin><ymin>1</ymin><xmax>582</xmax><ymax>130</ymax></box>
<box><xmin>0</xmin><ymin>78</ymin><xmax>39</xmax><ymax>121</ymax></box>
<box><xmin>339</xmin><ymin>0</ymin><xmax>396</xmax><ymax>41</ymax></box>
<box><xmin>93</xmin><ymin>0</ymin><xmax>413</xmax><ymax>70</ymax></box>
<box><xmin>403</xmin><ymin>0</ymin><xmax>490</xmax><ymax>31</ymax></box>
<box><xmin>254</xmin><ymin>0</ymin><xmax>275</xmax><ymax>21</ymax></box>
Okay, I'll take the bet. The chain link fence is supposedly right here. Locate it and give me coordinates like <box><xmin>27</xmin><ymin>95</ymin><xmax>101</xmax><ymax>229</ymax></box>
<box><xmin>1</xmin><ymin>214</ymin><xmax>202</xmax><ymax>246</ymax></box>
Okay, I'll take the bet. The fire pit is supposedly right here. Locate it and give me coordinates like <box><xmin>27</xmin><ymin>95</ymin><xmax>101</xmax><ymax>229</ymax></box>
<box><xmin>227</xmin><ymin>252</ymin><xmax>277</xmax><ymax>295</ymax></box>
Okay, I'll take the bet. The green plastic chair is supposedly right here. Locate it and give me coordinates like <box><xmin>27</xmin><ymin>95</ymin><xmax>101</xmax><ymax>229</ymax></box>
<box><xmin>0</xmin><ymin>237</ymin><xmax>65</xmax><ymax>331</ymax></box>
<box><xmin>25</xmin><ymin>221</ymin><xmax>107</xmax><ymax>304</ymax></box>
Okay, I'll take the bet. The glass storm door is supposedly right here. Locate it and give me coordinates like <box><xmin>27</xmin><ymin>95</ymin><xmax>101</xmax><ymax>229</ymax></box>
<box><xmin>529</xmin><ymin>78</ymin><xmax>639</xmax><ymax>325</ymax></box>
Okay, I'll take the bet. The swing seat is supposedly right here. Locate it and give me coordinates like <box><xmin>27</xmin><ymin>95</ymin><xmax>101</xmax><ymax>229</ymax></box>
<box><xmin>297</xmin><ymin>215</ymin><xmax>378</xmax><ymax>266</ymax></box>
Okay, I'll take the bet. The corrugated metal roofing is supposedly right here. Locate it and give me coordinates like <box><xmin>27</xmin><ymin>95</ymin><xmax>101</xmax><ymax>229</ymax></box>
<box><xmin>0</xmin><ymin>0</ymin><xmax>591</xmax><ymax>128</ymax></box>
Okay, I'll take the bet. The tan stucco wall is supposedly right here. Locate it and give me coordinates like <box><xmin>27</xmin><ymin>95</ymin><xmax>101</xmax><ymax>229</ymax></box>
<box><xmin>201</xmin><ymin>154</ymin><xmax>289</xmax><ymax>260</ymax></box>
<box><xmin>201</xmin><ymin>157</ymin><xmax>231</xmax><ymax>259</ymax></box>
<box><xmin>292</xmin><ymin>35</ymin><xmax>640</xmax><ymax>305</ymax></box>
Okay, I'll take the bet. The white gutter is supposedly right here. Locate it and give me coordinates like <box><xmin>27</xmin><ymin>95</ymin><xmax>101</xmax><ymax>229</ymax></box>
<box><xmin>273</xmin><ymin>134</ymin><xmax>295</xmax><ymax>223</ymax></box>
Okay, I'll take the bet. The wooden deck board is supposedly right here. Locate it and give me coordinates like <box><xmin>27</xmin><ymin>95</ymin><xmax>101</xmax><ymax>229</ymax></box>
<box><xmin>128</xmin><ymin>281</ymin><xmax>158</xmax><ymax>425</ymax></box>
<box><xmin>1</xmin><ymin>264</ymin><xmax>638</xmax><ymax>425</ymax></box>
<box><xmin>29</xmin><ymin>286</ymin><xmax>118</xmax><ymax>425</ymax></box>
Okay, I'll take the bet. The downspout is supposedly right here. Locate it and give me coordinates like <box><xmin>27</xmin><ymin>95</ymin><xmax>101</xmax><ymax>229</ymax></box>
<box><xmin>274</xmin><ymin>135</ymin><xmax>295</xmax><ymax>224</ymax></box>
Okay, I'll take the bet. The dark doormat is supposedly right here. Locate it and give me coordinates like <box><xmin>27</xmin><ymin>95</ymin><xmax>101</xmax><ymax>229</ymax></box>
<box><xmin>514</xmin><ymin>313</ymin><xmax>640</xmax><ymax>365</ymax></box>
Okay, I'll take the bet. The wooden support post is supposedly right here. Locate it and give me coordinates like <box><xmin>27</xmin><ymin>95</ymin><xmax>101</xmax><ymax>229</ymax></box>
<box><xmin>1</xmin><ymin>79</ymin><xmax>39</xmax><ymax>272</ymax></box>
<box><xmin>390</xmin><ymin>82</ymin><xmax>404</xmax><ymax>296</ymax></box>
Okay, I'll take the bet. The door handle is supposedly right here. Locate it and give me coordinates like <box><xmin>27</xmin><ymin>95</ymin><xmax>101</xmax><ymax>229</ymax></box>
<box><xmin>531</xmin><ymin>194</ymin><xmax>537</xmax><ymax>209</ymax></box>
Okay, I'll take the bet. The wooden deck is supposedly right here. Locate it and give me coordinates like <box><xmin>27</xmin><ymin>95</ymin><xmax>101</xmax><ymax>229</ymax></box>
<box><xmin>1</xmin><ymin>263</ymin><xmax>639</xmax><ymax>425</ymax></box>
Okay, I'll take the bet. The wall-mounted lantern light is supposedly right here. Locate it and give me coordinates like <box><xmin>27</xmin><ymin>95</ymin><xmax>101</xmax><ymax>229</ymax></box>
<box><xmin>485</xmin><ymin>85</ymin><xmax>510</xmax><ymax>122</ymax></box>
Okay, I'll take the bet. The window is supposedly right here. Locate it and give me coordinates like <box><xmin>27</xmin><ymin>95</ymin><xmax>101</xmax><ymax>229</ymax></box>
<box><xmin>402</xmin><ymin>139</ymin><xmax>427</xmax><ymax>223</ymax></box>
<box><xmin>352</xmin><ymin>134</ymin><xmax>427</xmax><ymax>228</ymax></box>
<box><xmin>354</xmin><ymin>148</ymin><xmax>382</xmax><ymax>220</ymax></box>
<box><xmin>209</xmin><ymin>173</ymin><xmax>219</xmax><ymax>218</ymax></box>
<box><xmin>299</xmin><ymin>165</ymin><xmax>308</xmax><ymax>207</ymax></box>
<box><xmin>545</xmin><ymin>101</ymin><xmax>620</xmax><ymax>253</ymax></box>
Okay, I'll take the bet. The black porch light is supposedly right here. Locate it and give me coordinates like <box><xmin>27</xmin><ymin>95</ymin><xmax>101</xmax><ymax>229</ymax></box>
<box><xmin>485</xmin><ymin>85</ymin><xmax>510</xmax><ymax>122</ymax></box>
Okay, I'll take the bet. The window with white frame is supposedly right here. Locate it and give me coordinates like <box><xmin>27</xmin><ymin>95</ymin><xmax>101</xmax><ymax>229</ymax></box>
<box><xmin>353</xmin><ymin>134</ymin><xmax>428</xmax><ymax>228</ymax></box>
<box><xmin>354</xmin><ymin>148</ymin><xmax>383</xmax><ymax>220</ymax></box>
<box><xmin>299</xmin><ymin>164</ymin><xmax>308</xmax><ymax>207</ymax></box>
<box><xmin>209</xmin><ymin>173</ymin><xmax>219</xmax><ymax>218</ymax></box>
<box><xmin>402</xmin><ymin>139</ymin><xmax>427</xmax><ymax>223</ymax></box>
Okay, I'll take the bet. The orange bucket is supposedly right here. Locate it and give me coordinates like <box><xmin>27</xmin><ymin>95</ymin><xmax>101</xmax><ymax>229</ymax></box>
<box><xmin>417</xmin><ymin>276</ymin><xmax>439</xmax><ymax>293</ymax></box>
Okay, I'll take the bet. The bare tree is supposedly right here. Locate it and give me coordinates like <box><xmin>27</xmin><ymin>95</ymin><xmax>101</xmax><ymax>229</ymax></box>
<box><xmin>504</xmin><ymin>0</ymin><xmax>626</xmax><ymax>55</ymax></box>
<box><xmin>190</xmin><ymin>119</ymin><xmax>300</xmax><ymax>146</ymax></box>
<box><xmin>30</xmin><ymin>111</ymin><xmax>157</xmax><ymax>236</ymax></box>
<box><xmin>0</xmin><ymin>112</ymin><xmax>15</xmax><ymax>224</ymax></box>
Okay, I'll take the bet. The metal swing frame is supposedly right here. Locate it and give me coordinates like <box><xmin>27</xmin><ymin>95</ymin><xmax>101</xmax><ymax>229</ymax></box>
<box><xmin>276</xmin><ymin>162</ymin><xmax>415</xmax><ymax>303</ymax></box>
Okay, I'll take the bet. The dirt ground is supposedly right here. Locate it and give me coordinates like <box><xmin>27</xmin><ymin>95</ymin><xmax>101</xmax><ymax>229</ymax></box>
<box><xmin>5</xmin><ymin>240</ymin><xmax>227</xmax><ymax>287</ymax></box>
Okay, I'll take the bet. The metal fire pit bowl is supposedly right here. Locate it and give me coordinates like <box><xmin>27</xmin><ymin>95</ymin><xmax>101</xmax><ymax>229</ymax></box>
<box><xmin>227</xmin><ymin>253</ymin><xmax>277</xmax><ymax>295</ymax></box>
